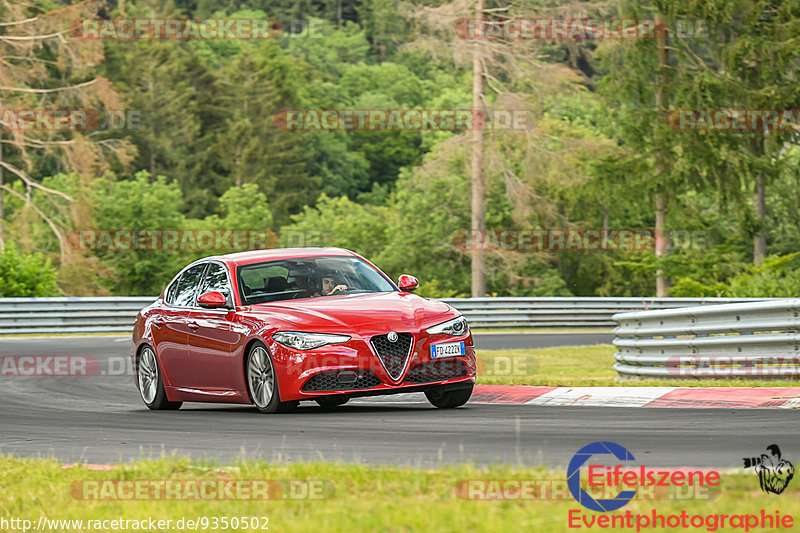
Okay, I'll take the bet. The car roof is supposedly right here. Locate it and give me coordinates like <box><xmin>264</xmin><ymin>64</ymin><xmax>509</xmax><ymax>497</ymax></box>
<box><xmin>209</xmin><ymin>247</ymin><xmax>359</xmax><ymax>267</ymax></box>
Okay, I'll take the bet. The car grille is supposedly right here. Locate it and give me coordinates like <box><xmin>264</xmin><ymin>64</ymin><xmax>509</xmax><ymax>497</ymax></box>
<box><xmin>301</xmin><ymin>369</ymin><xmax>382</xmax><ymax>392</ymax></box>
<box><xmin>370</xmin><ymin>333</ymin><xmax>413</xmax><ymax>381</ymax></box>
<box><xmin>404</xmin><ymin>360</ymin><xmax>469</xmax><ymax>383</ymax></box>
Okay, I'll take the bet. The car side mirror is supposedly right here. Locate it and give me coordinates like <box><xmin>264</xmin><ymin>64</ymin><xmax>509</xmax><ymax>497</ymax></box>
<box><xmin>398</xmin><ymin>274</ymin><xmax>419</xmax><ymax>292</ymax></box>
<box><xmin>198</xmin><ymin>291</ymin><xmax>228</xmax><ymax>309</ymax></box>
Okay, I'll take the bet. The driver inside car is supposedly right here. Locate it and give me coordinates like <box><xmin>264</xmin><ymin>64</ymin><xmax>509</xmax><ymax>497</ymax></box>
<box><xmin>320</xmin><ymin>274</ymin><xmax>347</xmax><ymax>296</ymax></box>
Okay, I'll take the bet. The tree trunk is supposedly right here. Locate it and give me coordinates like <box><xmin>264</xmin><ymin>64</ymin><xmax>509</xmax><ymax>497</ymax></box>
<box><xmin>149</xmin><ymin>77</ymin><xmax>156</xmax><ymax>175</ymax></box>
<box><xmin>754</xmin><ymin>172</ymin><xmax>766</xmax><ymax>264</ymax></box>
<box><xmin>470</xmin><ymin>0</ymin><xmax>486</xmax><ymax>297</ymax></box>
<box><xmin>655</xmin><ymin>193</ymin><xmax>669</xmax><ymax>297</ymax></box>
<box><xmin>654</xmin><ymin>19</ymin><xmax>670</xmax><ymax>296</ymax></box>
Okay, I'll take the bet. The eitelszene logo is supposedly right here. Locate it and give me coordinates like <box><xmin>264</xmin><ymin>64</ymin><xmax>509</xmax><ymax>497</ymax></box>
<box><xmin>743</xmin><ymin>444</ymin><xmax>795</xmax><ymax>494</ymax></box>
<box><xmin>567</xmin><ymin>441</ymin><xmax>637</xmax><ymax>512</ymax></box>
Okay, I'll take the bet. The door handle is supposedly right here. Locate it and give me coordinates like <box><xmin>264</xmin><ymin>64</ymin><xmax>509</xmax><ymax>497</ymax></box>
<box><xmin>188</xmin><ymin>321</ymin><xmax>199</xmax><ymax>331</ymax></box>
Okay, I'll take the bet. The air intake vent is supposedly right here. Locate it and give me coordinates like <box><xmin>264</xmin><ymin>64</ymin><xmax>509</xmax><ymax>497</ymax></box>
<box><xmin>405</xmin><ymin>360</ymin><xmax>469</xmax><ymax>383</ymax></box>
<box><xmin>301</xmin><ymin>369</ymin><xmax>382</xmax><ymax>392</ymax></box>
<box><xmin>370</xmin><ymin>333</ymin><xmax>413</xmax><ymax>381</ymax></box>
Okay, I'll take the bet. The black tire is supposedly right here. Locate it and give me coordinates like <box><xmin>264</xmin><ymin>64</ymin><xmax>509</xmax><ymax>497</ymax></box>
<box><xmin>245</xmin><ymin>342</ymin><xmax>297</xmax><ymax>414</ymax></box>
<box><xmin>425</xmin><ymin>384</ymin><xmax>473</xmax><ymax>408</ymax></box>
<box><xmin>315</xmin><ymin>397</ymin><xmax>350</xmax><ymax>409</ymax></box>
<box><xmin>137</xmin><ymin>345</ymin><xmax>182</xmax><ymax>411</ymax></box>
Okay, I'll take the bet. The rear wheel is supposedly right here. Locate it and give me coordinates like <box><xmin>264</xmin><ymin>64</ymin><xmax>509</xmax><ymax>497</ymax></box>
<box><xmin>137</xmin><ymin>345</ymin><xmax>182</xmax><ymax>411</ymax></box>
<box><xmin>246</xmin><ymin>342</ymin><xmax>297</xmax><ymax>414</ymax></box>
<box><xmin>315</xmin><ymin>397</ymin><xmax>350</xmax><ymax>409</ymax></box>
<box><xmin>425</xmin><ymin>384</ymin><xmax>473</xmax><ymax>408</ymax></box>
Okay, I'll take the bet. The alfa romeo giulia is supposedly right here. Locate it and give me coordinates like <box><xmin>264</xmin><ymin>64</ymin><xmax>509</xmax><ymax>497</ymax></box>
<box><xmin>132</xmin><ymin>247</ymin><xmax>476</xmax><ymax>413</ymax></box>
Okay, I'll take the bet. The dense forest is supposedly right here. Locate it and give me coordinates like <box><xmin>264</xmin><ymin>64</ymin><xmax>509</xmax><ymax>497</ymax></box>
<box><xmin>2</xmin><ymin>0</ymin><xmax>800</xmax><ymax>298</ymax></box>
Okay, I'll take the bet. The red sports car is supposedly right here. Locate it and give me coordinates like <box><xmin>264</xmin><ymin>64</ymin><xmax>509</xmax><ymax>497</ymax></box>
<box><xmin>132</xmin><ymin>248</ymin><xmax>476</xmax><ymax>413</ymax></box>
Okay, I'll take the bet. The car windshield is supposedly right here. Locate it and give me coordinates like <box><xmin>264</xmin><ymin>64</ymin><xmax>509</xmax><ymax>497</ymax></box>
<box><xmin>237</xmin><ymin>256</ymin><xmax>397</xmax><ymax>305</ymax></box>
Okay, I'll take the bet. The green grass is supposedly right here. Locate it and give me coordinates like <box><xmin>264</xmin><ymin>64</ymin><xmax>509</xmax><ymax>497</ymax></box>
<box><xmin>476</xmin><ymin>345</ymin><xmax>800</xmax><ymax>387</ymax></box>
<box><xmin>0</xmin><ymin>456</ymin><xmax>795</xmax><ymax>532</ymax></box>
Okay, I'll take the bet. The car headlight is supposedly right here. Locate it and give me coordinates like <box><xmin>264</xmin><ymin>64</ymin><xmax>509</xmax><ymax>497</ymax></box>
<box><xmin>426</xmin><ymin>315</ymin><xmax>469</xmax><ymax>336</ymax></box>
<box><xmin>272</xmin><ymin>332</ymin><xmax>351</xmax><ymax>350</ymax></box>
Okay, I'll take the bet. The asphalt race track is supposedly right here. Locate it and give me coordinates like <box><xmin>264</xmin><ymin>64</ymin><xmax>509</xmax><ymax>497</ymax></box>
<box><xmin>0</xmin><ymin>336</ymin><xmax>796</xmax><ymax>469</ymax></box>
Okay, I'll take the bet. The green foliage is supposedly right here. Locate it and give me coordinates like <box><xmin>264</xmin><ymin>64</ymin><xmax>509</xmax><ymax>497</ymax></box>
<box><xmin>285</xmin><ymin>142</ymin><xmax>574</xmax><ymax>297</ymax></box>
<box><xmin>669</xmin><ymin>278</ymin><xmax>729</xmax><ymax>298</ymax></box>
<box><xmin>90</xmin><ymin>171</ymin><xmax>190</xmax><ymax>295</ymax></box>
<box><xmin>6</xmin><ymin>0</ymin><xmax>800</xmax><ymax>299</ymax></box>
<box><xmin>725</xmin><ymin>253</ymin><xmax>800</xmax><ymax>297</ymax></box>
<box><xmin>304</xmin><ymin>133</ymin><xmax>371</xmax><ymax>199</ymax></box>
<box><xmin>103</xmin><ymin>1</ymin><xmax>211</xmax><ymax>210</ymax></box>
<box><xmin>281</xmin><ymin>22</ymin><xmax>372</xmax><ymax>82</ymax></box>
<box><xmin>204</xmin><ymin>184</ymin><xmax>273</xmax><ymax>230</ymax></box>
<box><xmin>0</xmin><ymin>242</ymin><xmax>59</xmax><ymax>297</ymax></box>
<box><xmin>282</xmin><ymin>194</ymin><xmax>389</xmax><ymax>260</ymax></box>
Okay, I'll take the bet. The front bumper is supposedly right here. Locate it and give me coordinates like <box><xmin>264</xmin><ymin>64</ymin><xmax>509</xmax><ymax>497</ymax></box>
<box><xmin>309</xmin><ymin>380</ymin><xmax>476</xmax><ymax>403</ymax></box>
<box><xmin>269</xmin><ymin>331</ymin><xmax>476</xmax><ymax>402</ymax></box>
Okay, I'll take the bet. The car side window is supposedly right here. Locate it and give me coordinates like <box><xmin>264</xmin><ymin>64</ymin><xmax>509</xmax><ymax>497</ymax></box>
<box><xmin>173</xmin><ymin>263</ymin><xmax>207</xmax><ymax>307</ymax></box>
<box><xmin>165</xmin><ymin>278</ymin><xmax>180</xmax><ymax>304</ymax></box>
<box><xmin>200</xmin><ymin>263</ymin><xmax>231</xmax><ymax>300</ymax></box>
<box><xmin>240</xmin><ymin>265</ymin><xmax>291</xmax><ymax>300</ymax></box>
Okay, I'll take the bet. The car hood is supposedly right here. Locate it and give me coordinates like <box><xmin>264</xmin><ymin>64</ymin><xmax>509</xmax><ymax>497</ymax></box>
<box><xmin>245</xmin><ymin>292</ymin><xmax>454</xmax><ymax>331</ymax></box>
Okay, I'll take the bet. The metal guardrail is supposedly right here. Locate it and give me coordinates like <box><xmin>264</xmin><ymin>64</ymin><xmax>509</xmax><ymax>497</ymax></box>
<box><xmin>0</xmin><ymin>296</ymin><xmax>774</xmax><ymax>335</ymax></box>
<box><xmin>0</xmin><ymin>297</ymin><xmax>156</xmax><ymax>335</ymax></box>
<box><xmin>612</xmin><ymin>299</ymin><xmax>800</xmax><ymax>379</ymax></box>
<box><xmin>439</xmin><ymin>297</ymin><xmax>774</xmax><ymax>328</ymax></box>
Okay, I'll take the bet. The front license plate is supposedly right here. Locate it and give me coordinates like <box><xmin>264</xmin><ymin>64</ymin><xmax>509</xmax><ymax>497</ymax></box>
<box><xmin>430</xmin><ymin>341</ymin><xmax>466</xmax><ymax>359</ymax></box>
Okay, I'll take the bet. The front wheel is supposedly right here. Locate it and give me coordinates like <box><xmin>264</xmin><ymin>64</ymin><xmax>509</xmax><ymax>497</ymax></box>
<box><xmin>425</xmin><ymin>384</ymin><xmax>473</xmax><ymax>408</ymax></box>
<box><xmin>246</xmin><ymin>342</ymin><xmax>296</xmax><ymax>414</ymax></box>
<box><xmin>137</xmin><ymin>345</ymin><xmax>182</xmax><ymax>410</ymax></box>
